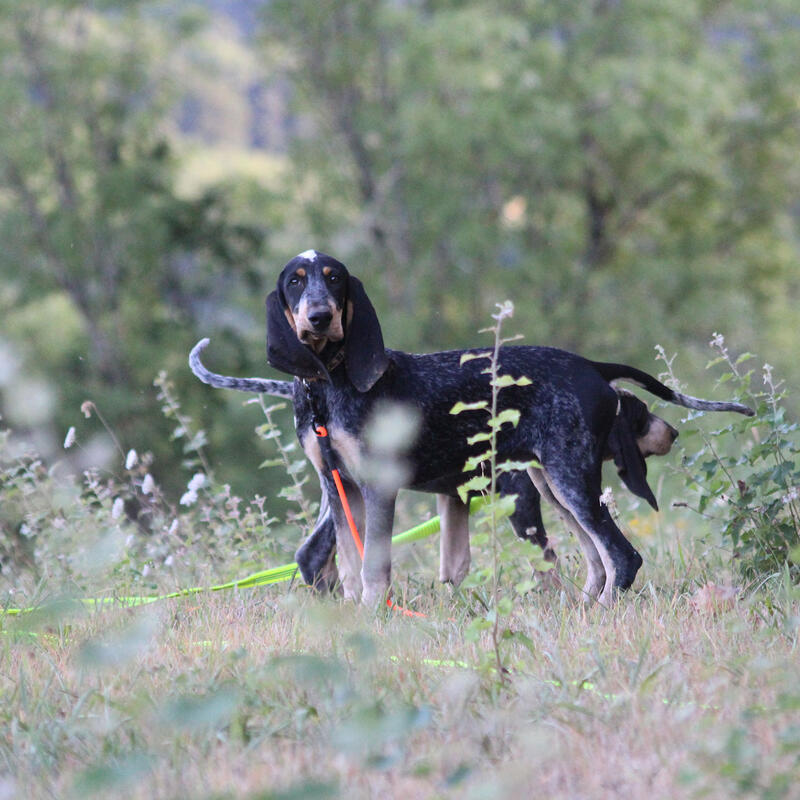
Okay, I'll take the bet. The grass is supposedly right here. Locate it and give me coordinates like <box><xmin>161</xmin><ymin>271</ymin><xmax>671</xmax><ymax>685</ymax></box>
<box><xmin>2</xmin><ymin>521</ymin><xmax>798</xmax><ymax>800</ymax></box>
<box><xmin>2</xmin><ymin>332</ymin><xmax>799</xmax><ymax>798</ymax></box>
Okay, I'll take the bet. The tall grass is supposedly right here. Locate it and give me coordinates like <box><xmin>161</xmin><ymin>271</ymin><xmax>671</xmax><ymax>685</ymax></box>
<box><xmin>1</xmin><ymin>331</ymin><xmax>799</xmax><ymax>798</ymax></box>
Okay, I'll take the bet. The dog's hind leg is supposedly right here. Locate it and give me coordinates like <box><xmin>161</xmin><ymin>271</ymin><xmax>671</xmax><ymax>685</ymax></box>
<box><xmin>498</xmin><ymin>471</ymin><xmax>557</xmax><ymax>565</ymax></box>
<box><xmin>438</xmin><ymin>494</ymin><xmax>471</xmax><ymax>585</ymax></box>
<box><xmin>528</xmin><ymin>468</ymin><xmax>605</xmax><ymax>599</ymax></box>
<box><xmin>537</xmin><ymin>464</ymin><xmax>642</xmax><ymax>607</ymax></box>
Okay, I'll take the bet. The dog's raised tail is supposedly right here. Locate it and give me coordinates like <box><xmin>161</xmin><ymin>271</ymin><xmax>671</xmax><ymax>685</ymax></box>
<box><xmin>189</xmin><ymin>338</ymin><xmax>294</xmax><ymax>397</ymax></box>
<box><xmin>593</xmin><ymin>361</ymin><xmax>755</xmax><ymax>416</ymax></box>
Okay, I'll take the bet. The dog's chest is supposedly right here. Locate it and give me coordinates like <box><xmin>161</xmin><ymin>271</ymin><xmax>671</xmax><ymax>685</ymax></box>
<box><xmin>299</xmin><ymin>424</ymin><xmax>362</xmax><ymax>477</ymax></box>
<box><xmin>294</xmin><ymin>380</ymin><xmax>366</xmax><ymax>478</ymax></box>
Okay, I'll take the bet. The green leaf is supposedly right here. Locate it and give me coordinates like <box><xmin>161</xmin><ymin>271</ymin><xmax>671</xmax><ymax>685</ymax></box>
<box><xmin>457</xmin><ymin>475</ymin><xmax>490</xmax><ymax>502</ymax></box>
<box><xmin>492</xmin><ymin>374</ymin><xmax>532</xmax><ymax>388</ymax></box>
<box><xmin>495</xmin><ymin>595</ymin><xmax>513</xmax><ymax>616</ymax></box>
<box><xmin>497</xmin><ymin>459</ymin><xmax>541</xmax><ymax>473</ymax></box>
<box><xmin>466</xmin><ymin>431</ymin><xmax>492</xmax><ymax>445</ymax></box>
<box><xmin>460</xmin><ymin>351</ymin><xmax>491</xmax><ymax>365</ymax></box>
<box><xmin>450</xmin><ymin>400</ymin><xmax>488</xmax><ymax>415</ymax></box>
<box><xmin>490</xmin><ymin>408</ymin><xmax>521</xmax><ymax>429</ymax></box>
<box><xmin>514</xmin><ymin>579</ymin><xmax>537</xmax><ymax>595</ymax></box>
<box><xmin>462</xmin><ymin>451</ymin><xmax>492</xmax><ymax>472</ymax></box>
<box><xmin>185</xmin><ymin>430</ymin><xmax>208</xmax><ymax>452</ymax></box>
<box><xmin>465</xmin><ymin>616</ymin><xmax>492</xmax><ymax>642</ymax></box>
<box><xmin>481</xmin><ymin>493</ymin><xmax>517</xmax><ymax>520</ymax></box>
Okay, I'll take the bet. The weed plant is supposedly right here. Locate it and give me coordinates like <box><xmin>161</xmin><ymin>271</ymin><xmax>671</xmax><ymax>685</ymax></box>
<box><xmin>660</xmin><ymin>334</ymin><xmax>800</xmax><ymax>584</ymax></box>
<box><xmin>451</xmin><ymin>301</ymin><xmax>550</xmax><ymax>682</ymax></box>
<box><xmin>0</xmin><ymin>374</ymin><xmax>315</xmax><ymax>605</ymax></box>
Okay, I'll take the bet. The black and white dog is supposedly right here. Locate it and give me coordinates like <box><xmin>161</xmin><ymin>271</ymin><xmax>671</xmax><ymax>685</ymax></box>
<box><xmin>190</xmin><ymin>342</ymin><xmax>678</xmax><ymax>592</ymax></box>
<box><xmin>192</xmin><ymin>250</ymin><xmax>753</xmax><ymax>606</ymax></box>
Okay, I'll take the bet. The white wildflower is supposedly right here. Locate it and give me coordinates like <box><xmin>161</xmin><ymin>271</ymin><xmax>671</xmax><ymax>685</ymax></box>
<box><xmin>164</xmin><ymin>555</ymin><xmax>174</xmax><ymax>567</ymax></box>
<box><xmin>168</xmin><ymin>519</ymin><xmax>179</xmax><ymax>535</ymax></box>
<box><xmin>763</xmin><ymin>363</ymin><xmax>773</xmax><ymax>383</ymax></box>
<box><xmin>63</xmin><ymin>426</ymin><xmax>76</xmax><ymax>449</ymax></box>
<box><xmin>782</xmin><ymin>487</ymin><xmax>799</xmax><ymax>505</ymax></box>
<box><xmin>180</xmin><ymin>473</ymin><xmax>207</xmax><ymax>506</ymax></box>
<box><xmin>187</xmin><ymin>472</ymin><xmax>207</xmax><ymax>492</ymax></box>
<box><xmin>141</xmin><ymin>473</ymin><xmax>156</xmax><ymax>495</ymax></box>
<box><xmin>180</xmin><ymin>489</ymin><xmax>198</xmax><ymax>506</ymax></box>
<box><xmin>142</xmin><ymin>564</ymin><xmax>150</xmax><ymax>577</ymax></box>
<box><xmin>111</xmin><ymin>497</ymin><xmax>125</xmax><ymax>519</ymax></box>
<box><xmin>709</xmin><ymin>332</ymin><xmax>725</xmax><ymax>349</ymax></box>
<box><xmin>599</xmin><ymin>487</ymin><xmax>615</xmax><ymax>507</ymax></box>
<box><xmin>125</xmin><ymin>449</ymin><xmax>138</xmax><ymax>470</ymax></box>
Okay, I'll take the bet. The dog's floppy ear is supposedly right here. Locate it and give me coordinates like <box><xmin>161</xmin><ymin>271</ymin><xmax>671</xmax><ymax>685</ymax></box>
<box><xmin>266</xmin><ymin>290</ymin><xmax>329</xmax><ymax>381</ymax></box>
<box><xmin>344</xmin><ymin>275</ymin><xmax>389</xmax><ymax>392</ymax></box>
<box><xmin>607</xmin><ymin>416</ymin><xmax>658</xmax><ymax>511</ymax></box>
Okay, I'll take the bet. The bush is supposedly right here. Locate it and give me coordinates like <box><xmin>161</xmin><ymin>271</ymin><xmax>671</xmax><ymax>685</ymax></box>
<box><xmin>662</xmin><ymin>334</ymin><xmax>800</xmax><ymax>584</ymax></box>
<box><xmin>0</xmin><ymin>375</ymin><xmax>315</xmax><ymax>604</ymax></box>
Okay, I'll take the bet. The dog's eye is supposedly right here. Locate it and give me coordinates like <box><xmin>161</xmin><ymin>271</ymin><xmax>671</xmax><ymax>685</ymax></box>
<box><xmin>288</xmin><ymin>276</ymin><xmax>301</xmax><ymax>286</ymax></box>
<box><xmin>327</xmin><ymin>274</ymin><xmax>340</xmax><ymax>283</ymax></box>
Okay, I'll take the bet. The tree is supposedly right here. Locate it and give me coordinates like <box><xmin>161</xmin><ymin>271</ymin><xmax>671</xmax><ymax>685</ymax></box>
<box><xmin>259</xmin><ymin>0</ymin><xmax>800</xmax><ymax>386</ymax></box>
<box><xmin>0</xmin><ymin>1</ymin><xmax>267</xmax><ymax>492</ymax></box>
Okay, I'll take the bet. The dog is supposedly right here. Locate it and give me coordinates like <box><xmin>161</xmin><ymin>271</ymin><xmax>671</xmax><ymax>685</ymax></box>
<box><xmin>195</xmin><ymin>250</ymin><xmax>753</xmax><ymax>606</ymax></box>
<box><xmin>190</xmin><ymin>341</ymin><xmax>678</xmax><ymax>590</ymax></box>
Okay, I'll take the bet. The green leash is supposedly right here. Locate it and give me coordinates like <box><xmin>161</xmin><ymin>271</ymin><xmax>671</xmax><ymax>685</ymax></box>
<box><xmin>2</xmin><ymin>497</ymin><xmax>487</xmax><ymax>616</ymax></box>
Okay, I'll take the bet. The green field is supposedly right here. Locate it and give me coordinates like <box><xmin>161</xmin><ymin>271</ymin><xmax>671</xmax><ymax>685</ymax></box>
<box><xmin>3</xmin><ymin>539</ymin><xmax>798</xmax><ymax>799</ymax></box>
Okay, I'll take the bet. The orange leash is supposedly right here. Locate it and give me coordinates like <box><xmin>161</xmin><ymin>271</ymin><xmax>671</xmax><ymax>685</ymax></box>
<box><xmin>315</xmin><ymin>426</ymin><xmax>425</xmax><ymax>618</ymax></box>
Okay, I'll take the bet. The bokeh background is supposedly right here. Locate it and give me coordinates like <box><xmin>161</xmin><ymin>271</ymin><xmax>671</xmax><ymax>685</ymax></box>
<box><xmin>2</xmin><ymin>0</ymin><xmax>799</xmax><ymax>501</ymax></box>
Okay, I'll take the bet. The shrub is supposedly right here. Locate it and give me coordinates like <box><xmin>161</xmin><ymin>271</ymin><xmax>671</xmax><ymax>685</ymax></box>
<box><xmin>661</xmin><ymin>334</ymin><xmax>800</xmax><ymax>583</ymax></box>
<box><xmin>0</xmin><ymin>375</ymin><xmax>314</xmax><ymax>603</ymax></box>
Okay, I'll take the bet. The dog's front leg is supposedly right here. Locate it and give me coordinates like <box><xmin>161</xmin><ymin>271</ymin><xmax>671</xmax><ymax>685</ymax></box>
<box><xmin>438</xmin><ymin>494</ymin><xmax>470</xmax><ymax>585</ymax></box>
<box><xmin>322</xmin><ymin>476</ymin><xmax>365</xmax><ymax>601</ymax></box>
<box><xmin>360</xmin><ymin>486</ymin><xmax>397</xmax><ymax>607</ymax></box>
<box><xmin>294</xmin><ymin>489</ymin><xmax>339</xmax><ymax>593</ymax></box>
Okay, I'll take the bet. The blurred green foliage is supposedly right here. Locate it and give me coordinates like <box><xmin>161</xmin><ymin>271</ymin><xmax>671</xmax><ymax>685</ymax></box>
<box><xmin>263</xmin><ymin>0</ymin><xmax>800</xmax><ymax>362</ymax></box>
<box><xmin>1</xmin><ymin>0</ymin><xmax>799</xmax><ymax>506</ymax></box>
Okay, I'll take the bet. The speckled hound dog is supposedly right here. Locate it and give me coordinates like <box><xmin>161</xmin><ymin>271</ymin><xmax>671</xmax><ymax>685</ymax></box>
<box><xmin>196</xmin><ymin>250</ymin><xmax>754</xmax><ymax>607</ymax></box>
<box><xmin>190</xmin><ymin>339</ymin><xmax>679</xmax><ymax>590</ymax></box>
<box><xmin>291</xmin><ymin>389</ymin><xmax>679</xmax><ymax>593</ymax></box>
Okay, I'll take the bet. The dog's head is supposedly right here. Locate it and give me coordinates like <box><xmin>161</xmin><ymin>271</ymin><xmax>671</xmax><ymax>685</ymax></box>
<box><xmin>266</xmin><ymin>250</ymin><xmax>389</xmax><ymax>391</ymax></box>
<box><xmin>607</xmin><ymin>390</ymin><xmax>679</xmax><ymax>510</ymax></box>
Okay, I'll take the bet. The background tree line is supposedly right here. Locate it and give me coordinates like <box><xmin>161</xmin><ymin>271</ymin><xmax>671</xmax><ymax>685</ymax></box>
<box><xmin>1</xmin><ymin>0</ymin><xmax>798</xmax><ymax>502</ymax></box>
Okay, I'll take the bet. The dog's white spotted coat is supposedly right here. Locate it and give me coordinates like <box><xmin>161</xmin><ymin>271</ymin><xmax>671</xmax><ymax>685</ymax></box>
<box><xmin>297</xmin><ymin>249</ymin><xmax>318</xmax><ymax>262</ymax></box>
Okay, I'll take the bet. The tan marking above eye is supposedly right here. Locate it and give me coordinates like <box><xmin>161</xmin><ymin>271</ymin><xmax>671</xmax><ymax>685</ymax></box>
<box><xmin>323</xmin><ymin>266</ymin><xmax>332</xmax><ymax>276</ymax></box>
<box><xmin>296</xmin><ymin>268</ymin><xmax>306</xmax><ymax>278</ymax></box>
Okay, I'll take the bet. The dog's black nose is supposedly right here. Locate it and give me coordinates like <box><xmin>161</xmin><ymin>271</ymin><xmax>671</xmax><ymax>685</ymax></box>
<box><xmin>669</xmin><ymin>425</ymin><xmax>679</xmax><ymax>441</ymax></box>
<box><xmin>308</xmin><ymin>308</ymin><xmax>332</xmax><ymax>331</ymax></box>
